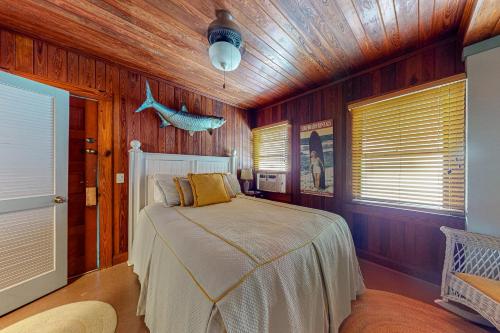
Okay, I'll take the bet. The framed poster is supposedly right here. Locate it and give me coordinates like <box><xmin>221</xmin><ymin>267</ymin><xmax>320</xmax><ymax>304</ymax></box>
<box><xmin>300</xmin><ymin>120</ymin><xmax>334</xmax><ymax>197</ymax></box>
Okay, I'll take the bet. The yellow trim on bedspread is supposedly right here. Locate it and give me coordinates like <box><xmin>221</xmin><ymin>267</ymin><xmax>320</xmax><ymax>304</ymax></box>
<box><xmin>213</xmin><ymin>223</ymin><xmax>335</xmax><ymax>303</ymax></box>
<box><xmin>173</xmin><ymin>206</ymin><xmax>260</xmax><ymax>263</ymax></box>
<box><xmin>143</xmin><ymin>197</ymin><xmax>344</xmax><ymax>303</ymax></box>
<box><xmin>239</xmin><ymin>195</ymin><xmax>341</xmax><ymax>223</ymax></box>
<box><xmin>143</xmin><ymin>210</ymin><xmax>215</xmax><ymax>302</ymax></box>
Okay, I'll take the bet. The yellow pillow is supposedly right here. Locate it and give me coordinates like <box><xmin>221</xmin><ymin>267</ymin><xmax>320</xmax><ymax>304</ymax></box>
<box><xmin>188</xmin><ymin>173</ymin><xmax>231</xmax><ymax>207</ymax></box>
<box><xmin>456</xmin><ymin>273</ymin><xmax>500</xmax><ymax>302</ymax></box>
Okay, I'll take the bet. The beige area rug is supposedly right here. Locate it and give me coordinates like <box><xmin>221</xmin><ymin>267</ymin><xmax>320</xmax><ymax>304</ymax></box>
<box><xmin>340</xmin><ymin>289</ymin><xmax>488</xmax><ymax>333</ymax></box>
<box><xmin>2</xmin><ymin>301</ymin><xmax>117</xmax><ymax>333</ymax></box>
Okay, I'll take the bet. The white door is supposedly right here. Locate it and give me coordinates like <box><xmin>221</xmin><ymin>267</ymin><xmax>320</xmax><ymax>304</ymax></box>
<box><xmin>0</xmin><ymin>71</ymin><xmax>69</xmax><ymax>315</ymax></box>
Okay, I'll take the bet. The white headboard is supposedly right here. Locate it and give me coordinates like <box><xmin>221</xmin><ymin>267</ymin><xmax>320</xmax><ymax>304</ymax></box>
<box><xmin>128</xmin><ymin>140</ymin><xmax>237</xmax><ymax>261</ymax></box>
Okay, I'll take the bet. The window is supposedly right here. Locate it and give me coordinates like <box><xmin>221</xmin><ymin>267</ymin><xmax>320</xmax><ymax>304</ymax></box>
<box><xmin>252</xmin><ymin>122</ymin><xmax>290</xmax><ymax>172</ymax></box>
<box><xmin>350</xmin><ymin>79</ymin><xmax>465</xmax><ymax>213</ymax></box>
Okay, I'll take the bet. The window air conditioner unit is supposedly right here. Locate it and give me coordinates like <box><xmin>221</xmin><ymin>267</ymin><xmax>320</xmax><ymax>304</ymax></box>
<box><xmin>256</xmin><ymin>172</ymin><xmax>286</xmax><ymax>193</ymax></box>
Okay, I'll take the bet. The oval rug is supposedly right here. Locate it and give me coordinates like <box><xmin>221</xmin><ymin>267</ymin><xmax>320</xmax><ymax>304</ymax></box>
<box><xmin>2</xmin><ymin>301</ymin><xmax>117</xmax><ymax>333</ymax></box>
<box><xmin>340</xmin><ymin>289</ymin><xmax>488</xmax><ymax>333</ymax></box>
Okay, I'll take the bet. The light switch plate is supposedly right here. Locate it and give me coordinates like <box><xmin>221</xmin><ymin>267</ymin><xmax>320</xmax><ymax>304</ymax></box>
<box><xmin>116</xmin><ymin>173</ymin><xmax>125</xmax><ymax>184</ymax></box>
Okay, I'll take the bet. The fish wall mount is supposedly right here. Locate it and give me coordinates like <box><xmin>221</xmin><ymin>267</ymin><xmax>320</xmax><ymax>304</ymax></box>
<box><xmin>135</xmin><ymin>81</ymin><xmax>226</xmax><ymax>136</ymax></box>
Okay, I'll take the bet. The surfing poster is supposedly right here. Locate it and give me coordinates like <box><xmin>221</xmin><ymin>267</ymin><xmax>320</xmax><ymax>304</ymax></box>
<box><xmin>300</xmin><ymin>120</ymin><xmax>334</xmax><ymax>197</ymax></box>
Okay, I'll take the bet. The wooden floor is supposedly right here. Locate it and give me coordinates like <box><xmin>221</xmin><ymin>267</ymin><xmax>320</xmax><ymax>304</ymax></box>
<box><xmin>0</xmin><ymin>263</ymin><xmax>148</xmax><ymax>332</ymax></box>
<box><xmin>0</xmin><ymin>259</ymin><xmax>489</xmax><ymax>332</ymax></box>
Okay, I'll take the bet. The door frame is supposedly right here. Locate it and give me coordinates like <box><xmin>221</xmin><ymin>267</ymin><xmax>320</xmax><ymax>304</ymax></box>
<box><xmin>2</xmin><ymin>70</ymin><xmax>115</xmax><ymax>269</ymax></box>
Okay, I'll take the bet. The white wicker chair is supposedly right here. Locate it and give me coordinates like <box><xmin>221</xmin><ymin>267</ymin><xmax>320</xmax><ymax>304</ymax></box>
<box><xmin>436</xmin><ymin>227</ymin><xmax>500</xmax><ymax>329</ymax></box>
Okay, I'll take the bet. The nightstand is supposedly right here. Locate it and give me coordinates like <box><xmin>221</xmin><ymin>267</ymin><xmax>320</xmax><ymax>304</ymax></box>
<box><xmin>243</xmin><ymin>190</ymin><xmax>263</xmax><ymax>198</ymax></box>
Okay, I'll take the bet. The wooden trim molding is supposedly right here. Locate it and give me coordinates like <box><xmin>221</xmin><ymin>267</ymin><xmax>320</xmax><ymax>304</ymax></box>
<box><xmin>112</xmin><ymin>252</ymin><xmax>128</xmax><ymax>265</ymax></box>
<box><xmin>97</xmin><ymin>98</ymin><xmax>114</xmax><ymax>268</ymax></box>
<box><xmin>343</xmin><ymin>202</ymin><xmax>466</xmax><ymax>229</ymax></box>
<box><xmin>347</xmin><ymin>73</ymin><xmax>467</xmax><ymax>110</ymax></box>
<box><xmin>0</xmin><ymin>69</ymin><xmax>111</xmax><ymax>100</ymax></box>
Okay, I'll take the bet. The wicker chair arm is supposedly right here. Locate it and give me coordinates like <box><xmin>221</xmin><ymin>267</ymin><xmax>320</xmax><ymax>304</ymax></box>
<box><xmin>439</xmin><ymin>227</ymin><xmax>500</xmax><ymax>329</ymax></box>
<box><xmin>440</xmin><ymin>227</ymin><xmax>500</xmax><ymax>250</ymax></box>
<box><xmin>440</xmin><ymin>226</ymin><xmax>500</xmax><ymax>281</ymax></box>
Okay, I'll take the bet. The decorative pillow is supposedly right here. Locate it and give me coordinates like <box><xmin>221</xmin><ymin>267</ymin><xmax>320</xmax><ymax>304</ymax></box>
<box><xmin>188</xmin><ymin>173</ymin><xmax>231</xmax><ymax>207</ymax></box>
<box><xmin>174</xmin><ymin>177</ymin><xmax>194</xmax><ymax>206</ymax></box>
<box><xmin>147</xmin><ymin>175</ymin><xmax>166</xmax><ymax>204</ymax></box>
<box><xmin>225</xmin><ymin>173</ymin><xmax>242</xmax><ymax>195</ymax></box>
<box><xmin>154</xmin><ymin>174</ymin><xmax>180</xmax><ymax>206</ymax></box>
<box><xmin>221</xmin><ymin>174</ymin><xmax>236</xmax><ymax>198</ymax></box>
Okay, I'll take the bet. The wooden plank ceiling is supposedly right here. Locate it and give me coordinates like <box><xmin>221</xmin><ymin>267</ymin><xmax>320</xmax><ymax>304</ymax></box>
<box><xmin>0</xmin><ymin>0</ymin><xmax>496</xmax><ymax>109</ymax></box>
<box><xmin>461</xmin><ymin>0</ymin><xmax>500</xmax><ymax>45</ymax></box>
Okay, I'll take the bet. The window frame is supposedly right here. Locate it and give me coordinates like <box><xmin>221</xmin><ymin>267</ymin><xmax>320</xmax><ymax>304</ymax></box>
<box><xmin>252</xmin><ymin>121</ymin><xmax>291</xmax><ymax>173</ymax></box>
<box><xmin>347</xmin><ymin>74</ymin><xmax>466</xmax><ymax>216</ymax></box>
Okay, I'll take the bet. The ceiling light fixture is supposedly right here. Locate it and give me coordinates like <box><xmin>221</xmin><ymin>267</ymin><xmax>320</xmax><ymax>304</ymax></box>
<box><xmin>207</xmin><ymin>10</ymin><xmax>243</xmax><ymax>89</ymax></box>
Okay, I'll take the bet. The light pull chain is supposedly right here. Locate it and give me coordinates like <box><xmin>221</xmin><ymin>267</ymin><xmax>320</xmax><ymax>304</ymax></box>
<box><xmin>223</xmin><ymin>70</ymin><xmax>226</xmax><ymax>89</ymax></box>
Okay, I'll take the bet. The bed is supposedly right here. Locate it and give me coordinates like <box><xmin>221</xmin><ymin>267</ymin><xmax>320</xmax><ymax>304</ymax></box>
<box><xmin>128</xmin><ymin>140</ymin><xmax>365</xmax><ymax>333</ymax></box>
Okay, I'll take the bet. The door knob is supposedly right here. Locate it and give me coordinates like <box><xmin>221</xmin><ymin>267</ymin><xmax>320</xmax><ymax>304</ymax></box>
<box><xmin>54</xmin><ymin>196</ymin><xmax>66</xmax><ymax>204</ymax></box>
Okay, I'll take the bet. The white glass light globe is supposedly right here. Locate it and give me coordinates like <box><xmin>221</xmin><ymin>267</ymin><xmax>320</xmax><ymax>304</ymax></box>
<box><xmin>208</xmin><ymin>41</ymin><xmax>241</xmax><ymax>72</ymax></box>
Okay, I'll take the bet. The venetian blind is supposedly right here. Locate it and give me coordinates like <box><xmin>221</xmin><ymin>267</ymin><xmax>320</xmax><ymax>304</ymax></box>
<box><xmin>350</xmin><ymin>80</ymin><xmax>465</xmax><ymax>213</ymax></box>
<box><xmin>253</xmin><ymin>122</ymin><xmax>290</xmax><ymax>172</ymax></box>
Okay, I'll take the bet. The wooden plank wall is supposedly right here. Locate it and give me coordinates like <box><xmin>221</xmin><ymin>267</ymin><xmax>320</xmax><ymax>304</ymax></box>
<box><xmin>0</xmin><ymin>27</ymin><xmax>252</xmax><ymax>265</ymax></box>
<box><xmin>254</xmin><ymin>38</ymin><xmax>466</xmax><ymax>284</ymax></box>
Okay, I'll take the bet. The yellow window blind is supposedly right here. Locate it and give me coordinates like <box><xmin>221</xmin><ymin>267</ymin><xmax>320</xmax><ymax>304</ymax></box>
<box><xmin>350</xmin><ymin>79</ymin><xmax>465</xmax><ymax>213</ymax></box>
<box><xmin>253</xmin><ymin>122</ymin><xmax>290</xmax><ymax>172</ymax></box>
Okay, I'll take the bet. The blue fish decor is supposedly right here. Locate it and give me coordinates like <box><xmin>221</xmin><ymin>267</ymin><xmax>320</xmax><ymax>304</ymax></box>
<box><xmin>135</xmin><ymin>81</ymin><xmax>226</xmax><ymax>136</ymax></box>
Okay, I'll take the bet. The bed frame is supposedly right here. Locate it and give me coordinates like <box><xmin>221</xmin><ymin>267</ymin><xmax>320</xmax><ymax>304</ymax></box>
<box><xmin>127</xmin><ymin>140</ymin><xmax>238</xmax><ymax>261</ymax></box>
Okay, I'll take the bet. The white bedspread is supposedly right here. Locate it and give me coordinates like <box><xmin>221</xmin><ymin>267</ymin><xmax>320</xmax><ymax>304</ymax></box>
<box><xmin>131</xmin><ymin>196</ymin><xmax>365</xmax><ymax>333</ymax></box>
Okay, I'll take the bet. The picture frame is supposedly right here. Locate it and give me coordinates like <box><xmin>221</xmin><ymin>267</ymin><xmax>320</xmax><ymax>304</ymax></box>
<box><xmin>300</xmin><ymin>120</ymin><xmax>334</xmax><ymax>197</ymax></box>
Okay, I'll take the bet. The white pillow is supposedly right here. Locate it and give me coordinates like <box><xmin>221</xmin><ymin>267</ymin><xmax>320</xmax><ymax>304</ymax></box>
<box><xmin>148</xmin><ymin>176</ymin><xmax>167</xmax><ymax>204</ymax></box>
<box><xmin>221</xmin><ymin>174</ymin><xmax>236</xmax><ymax>198</ymax></box>
<box><xmin>154</xmin><ymin>174</ymin><xmax>181</xmax><ymax>206</ymax></box>
<box><xmin>225</xmin><ymin>173</ymin><xmax>242</xmax><ymax>195</ymax></box>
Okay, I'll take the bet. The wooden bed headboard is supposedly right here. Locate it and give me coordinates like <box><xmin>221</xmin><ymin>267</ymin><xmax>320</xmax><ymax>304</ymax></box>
<box><xmin>127</xmin><ymin>140</ymin><xmax>237</xmax><ymax>261</ymax></box>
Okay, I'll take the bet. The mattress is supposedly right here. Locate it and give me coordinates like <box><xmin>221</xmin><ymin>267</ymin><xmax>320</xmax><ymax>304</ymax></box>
<box><xmin>131</xmin><ymin>196</ymin><xmax>365</xmax><ymax>333</ymax></box>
